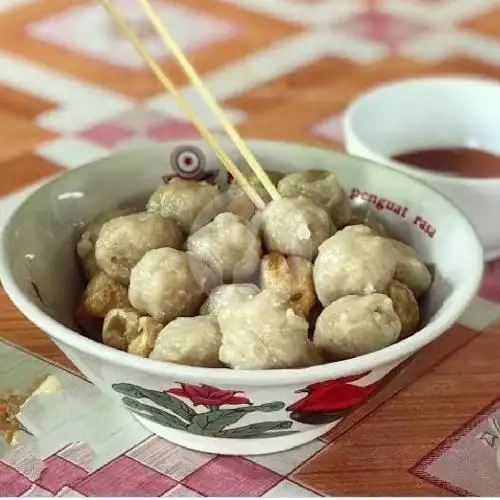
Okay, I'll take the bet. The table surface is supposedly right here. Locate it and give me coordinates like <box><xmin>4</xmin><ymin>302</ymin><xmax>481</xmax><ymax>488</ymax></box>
<box><xmin>2</xmin><ymin>0</ymin><xmax>500</xmax><ymax>496</ymax></box>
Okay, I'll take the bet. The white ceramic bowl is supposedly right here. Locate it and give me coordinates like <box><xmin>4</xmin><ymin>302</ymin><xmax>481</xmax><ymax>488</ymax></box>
<box><xmin>0</xmin><ymin>140</ymin><xmax>483</xmax><ymax>456</ymax></box>
<box><xmin>344</xmin><ymin>76</ymin><xmax>500</xmax><ymax>261</ymax></box>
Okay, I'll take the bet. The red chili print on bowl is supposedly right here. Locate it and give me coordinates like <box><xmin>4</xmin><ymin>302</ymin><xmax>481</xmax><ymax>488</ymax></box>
<box><xmin>287</xmin><ymin>372</ymin><xmax>377</xmax><ymax>425</ymax></box>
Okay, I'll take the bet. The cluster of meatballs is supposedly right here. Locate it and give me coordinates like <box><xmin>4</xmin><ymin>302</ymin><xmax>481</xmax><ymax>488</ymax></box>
<box><xmin>75</xmin><ymin>169</ymin><xmax>432</xmax><ymax>370</ymax></box>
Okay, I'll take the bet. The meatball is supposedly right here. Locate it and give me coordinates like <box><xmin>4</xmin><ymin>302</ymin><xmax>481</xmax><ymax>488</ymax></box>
<box><xmin>95</xmin><ymin>212</ymin><xmax>184</xmax><ymax>285</ymax></box>
<box><xmin>74</xmin><ymin>299</ymin><xmax>103</xmax><ymax>342</ymax></box>
<box><xmin>128</xmin><ymin>248</ymin><xmax>217</xmax><ymax>323</ymax></box>
<box><xmin>347</xmin><ymin>210</ymin><xmax>394</xmax><ymax>238</ymax></box>
<box><xmin>218</xmin><ymin>290</ymin><xmax>323</xmax><ymax>369</ymax></box>
<box><xmin>82</xmin><ymin>271</ymin><xmax>130</xmax><ymax>318</ymax></box>
<box><xmin>278</xmin><ymin>170</ymin><xmax>352</xmax><ymax>228</ymax></box>
<box><xmin>314</xmin><ymin>294</ymin><xmax>401</xmax><ymax>360</ymax></box>
<box><xmin>146</xmin><ymin>179</ymin><xmax>220</xmax><ymax>233</ymax></box>
<box><xmin>389</xmin><ymin>239</ymin><xmax>432</xmax><ymax>299</ymax></box>
<box><xmin>222</xmin><ymin>170</ymin><xmax>284</xmax><ymax>220</ymax></box>
<box><xmin>150</xmin><ymin>316</ymin><xmax>222</xmax><ymax>368</ymax></box>
<box><xmin>260</xmin><ymin>196</ymin><xmax>333</xmax><ymax>261</ymax></box>
<box><xmin>260</xmin><ymin>253</ymin><xmax>316</xmax><ymax>319</ymax></box>
<box><xmin>340</xmin><ymin>224</ymin><xmax>377</xmax><ymax>237</ymax></box>
<box><xmin>102</xmin><ymin>308</ymin><xmax>163</xmax><ymax>357</ymax></box>
<box><xmin>313</xmin><ymin>227</ymin><xmax>397</xmax><ymax>306</ymax></box>
<box><xmin>246</xmin><ymin>170</ymin><xmax>284</xmax><ymax>189</ymax></box>
<box><xmin>76</xmin><ymin>207</ymin><xmax>132</xmax><ymax>279</ymax></box>
<box><xmin>386</xmin><ymin>280</ymin><xmax>420</xmax><ymax>338</ymax></box>
<box><xmin>187</xmin><ymin>213</ymin><xmax>262</xmax><ymax>283</ymax></box>
<box><xmin>200</xmin><ymin>283</ymin><xmax>260</xmax><ymax>317</ymax></box>
<box><xmin>220</xmin><ymin>187</ymin><xmax>259</xmax><ymax>221</ymax></box>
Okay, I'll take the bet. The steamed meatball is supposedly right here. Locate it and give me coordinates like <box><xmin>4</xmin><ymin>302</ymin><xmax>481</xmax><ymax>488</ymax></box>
<box><xmin>278</xmin><ymin>170</ymin><xmax>352</xmax><ymax>228</ymax></box>
<box><xmin>220</xmin><ymin>187</ymin><xmax>259</xmax><ymax>220</ymax></box>
<box><xmin>313</xmin><ymin>227</ymin><xmax>397</xmax><ymax>306</ymax></box>
<box><xmin>260</xmin><ymin>196</ymin><xmax>333</xmax><ymax>261</ymax></box>
<box><xmin>341</xmin><ymin>224</ymin><xmax>377</xmax><ymax>237</ymax></box>
<box><xmin>187</xmin><ymin>213</ymin><xmax>262</xmax><ymax>283</ymax></box>
<box><xmin>128</xmin><ymin>248</ymin><xmax>217</xmax><ymax>323</ymax></box>
<box><xmin>314</xmin><ymin>294</ymin><xmax>401</xmax><ymax>360</ymax></box>
<box><xmin>200</xmin><ymin>283</ymin><xmax>260</xmax><ymax>317</ymax></box>
<box><xmin>260</xmin><ymin>253</ymin><xmax>316</xmax><ymax>319</ymax></box>
<box><xmin>389</xmin><ymin>239</ymin><xmax>432</xmax><ymax>299</ymax></box>
<box><xmin>82</xmin><ymin>271</ymin><xmax>130</xmax><ymax>318</ymax></box>
<box><xmin>147</xmin><ymin>179</ymin><xmax>220</xmax><ymax>233</ymax></box>
<box><xmin>95</xmin><ymin>212</ymin><xmax>184</xmax><ymax>285</ymax></box>
<box><xmin>386</xmin><ymin>280</ymin><xmax>420</xmax><ymax>339</ymax></box>
<box><xmin>76</xmin><ymin>208</ymin><xmax>132</xmax><ymax>279</ymax></box>
<box><xmin>150</xmin><ymin>316</ymin><xmax>222</xmax><ymax>367</ymax></box>
<box><xmin>247</xmin><ymin>170</ymin><xmax>285</xmax><ymax>189</ymax></box>
<box><xmin>348</xmin><ymin>210</ymin><xmax>393</xmax><ymax>238</ymax></box>
<box><xmin>102</xmin><ymin>308</ymin><xmax>163</xmax><ymax>357</ymax></box>
<box><xmin>223</xmin><ymin>170</ymin><xmax>284</xmax><ymax>220</ymax></box>
<box><xmin>218</xmin><ymin>290</ymin><xmax>323</xmax><ymax>369</ymax></box>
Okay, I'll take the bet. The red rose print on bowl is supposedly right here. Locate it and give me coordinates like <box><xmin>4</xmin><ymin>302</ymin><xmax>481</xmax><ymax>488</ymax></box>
<box><xmin>287</xmin><ymin>372</ymin><xmax>377</xmax><ymax>425</ymax></box>
<box><xmin>167</xmin><ymin>383</ymin><xmax>251</xmax><ymax>407</ymax></box>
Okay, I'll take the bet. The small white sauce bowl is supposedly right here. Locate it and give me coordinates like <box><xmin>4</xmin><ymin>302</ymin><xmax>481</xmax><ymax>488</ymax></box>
<box><xmin>344</xmin><ymin>76</ymin><xmax>500</xmax><ymax>261</ymax></box>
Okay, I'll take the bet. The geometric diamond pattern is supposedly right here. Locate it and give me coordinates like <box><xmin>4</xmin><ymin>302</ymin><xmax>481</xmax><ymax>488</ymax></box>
<box><xmin>126</xmin><ymin>436</ymin><xmax>213</xmax><ymax>481</ymax></box>
<box><xmin>183</xmin><ymin>456</ymin><xmax>283</xmax><ymax>497</ymax></box>
<box><xmin>0</xmin><ymin>438</ymin><xmax>325</xmax><ymax>497</ymax></box>
<box><xmin>74</xmin><ymin>456</ymin><xmax>176</xmax><ymax>497</ymax></box>
<box><xmin>77</xmin><ymin>107</ymin><xmax>204</xmax><ymax>148</ymax></box>
<box><xmin>26</xmin><ymin>0</ymin><xmax>237</xmax><ymax>71</ymax></box>
<box><xmin>36</xmin><ymin>457</ymin><xmax>87</xmax><ymax>495</ymax></box>
<box><xmin>335</xmin><ymin>7</ymin><xmax>430</xmax><ymax>52</ymax></box>
<box><xmin>310</xmin><ymin>112</ymin><xmax>345</xmax><ymax>145</ymax></box>
<box><xmin>0</xmin><ymin>462</ymin><xmax>32</xmax><ymax>497</ymax></box>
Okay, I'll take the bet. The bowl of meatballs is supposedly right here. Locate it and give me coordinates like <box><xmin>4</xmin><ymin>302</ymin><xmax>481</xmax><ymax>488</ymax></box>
<box><xmin>0</xmin><ymin>139</ymin><xmax>483</xmax><ymax>455</ymax></box>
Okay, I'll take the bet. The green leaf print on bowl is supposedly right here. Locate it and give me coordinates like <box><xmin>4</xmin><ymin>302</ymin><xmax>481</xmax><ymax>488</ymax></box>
<box><xmin>112</xmin><ymin>382</ymin><xmax>297</xmax><ymax>439</ymax></box>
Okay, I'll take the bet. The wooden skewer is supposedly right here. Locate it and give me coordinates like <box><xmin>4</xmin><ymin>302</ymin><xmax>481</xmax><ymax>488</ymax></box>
<box><xmin>135</xmin><ymin>0</ymin><xmax>282</xmax><ymax>202</ymax></box>
<box><xmin>101</xmin><ymin>0</ymin><xmax>266</xmax><ymax>210</ymax></box>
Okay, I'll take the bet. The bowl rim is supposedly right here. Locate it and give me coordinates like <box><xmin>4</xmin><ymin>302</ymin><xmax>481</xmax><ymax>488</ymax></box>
<box><xmin>344</xmin><ymin>75</ymin><xmax>500</xmax><ymax>185</ymax></box>
<box><xmin>0</xmin><ymin>139</ymin><xmax>485</xmax><ymax>386</ymax></box>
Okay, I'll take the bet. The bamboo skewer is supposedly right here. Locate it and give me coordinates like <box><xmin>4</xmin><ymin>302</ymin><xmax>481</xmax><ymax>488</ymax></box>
<box><xmin>102</xmin><ymin>0</ymin><xmax>266</xmax><ymax>210</ymax></box>
<box><xmin>134</xmin><ymin>0</ymin><xmax>282</xmax><ymax>202</ymax></box>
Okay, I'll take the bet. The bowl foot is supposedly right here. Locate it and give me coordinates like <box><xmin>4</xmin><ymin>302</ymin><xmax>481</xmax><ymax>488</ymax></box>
<box><xmin>132</xmin><ymin>414</ymin><xmax>335</xmax><ymax>455</ymax></box>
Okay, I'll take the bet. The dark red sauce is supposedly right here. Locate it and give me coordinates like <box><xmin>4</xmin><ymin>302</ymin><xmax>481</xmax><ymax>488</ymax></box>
<box><xmin>393</xmin><ymin>147</ymin><xmax>500</xmax><ymax>178</ymax></box>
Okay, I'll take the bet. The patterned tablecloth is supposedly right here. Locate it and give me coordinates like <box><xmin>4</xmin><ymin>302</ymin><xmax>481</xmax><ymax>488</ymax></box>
<box><xmin>2</xmin><ymin>0</ymin><xmax>500</xmax><ymax>496</ymax></box>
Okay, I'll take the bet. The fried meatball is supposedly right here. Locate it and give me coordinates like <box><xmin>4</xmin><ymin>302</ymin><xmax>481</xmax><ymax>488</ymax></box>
<box><xmin>82</xmin><ymin>271</ymin><xmax>130</xmax><ymax>318</ymax></box>
<box><xmin>260</xmin><ymin>253</ymin><xmax>316</xmax><ymax>318</ymax></box>
<box><xmin>102</xmin><ymin>308</ymin><xmax>163</xmax><ymax>357</ymax></box>
<box><xmin>95</xmin><ymin>212</ymin><xmax>184</xmax><ymax>285</ymax></box>
<box><xmin>386</xmin><ymin>279</ymin><xmax>420</xmax><ymax>338</ymax></box>
<box><xmin>314</xmin><ymin>294</ymin><xmax>401</xmax><ymax>360</ymax></box>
